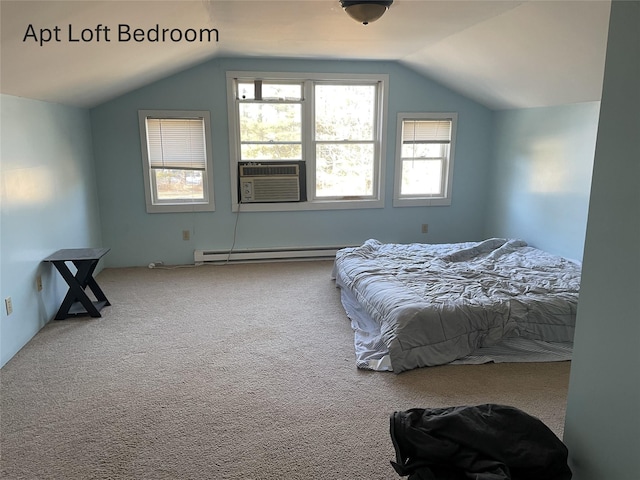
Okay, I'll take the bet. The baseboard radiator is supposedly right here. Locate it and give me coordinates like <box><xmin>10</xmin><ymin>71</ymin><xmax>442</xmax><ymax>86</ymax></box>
<box><xmin>194</xmin><ymin>245</ymin><xmax>351</xmax><ymax>264</ymax></box>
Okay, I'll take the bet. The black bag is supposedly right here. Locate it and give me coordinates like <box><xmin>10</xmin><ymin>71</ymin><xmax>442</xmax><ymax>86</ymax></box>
<box><xmin>390</xmin><ymin>404</ymin><xmax>572</xmax><ymax>480</ymax></box>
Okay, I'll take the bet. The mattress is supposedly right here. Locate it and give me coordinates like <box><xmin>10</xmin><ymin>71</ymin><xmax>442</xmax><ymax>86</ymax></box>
<box><xmin>332</xmin><ymin>238</ymin><xmax>581</xmax><ymax>373</ymax></box>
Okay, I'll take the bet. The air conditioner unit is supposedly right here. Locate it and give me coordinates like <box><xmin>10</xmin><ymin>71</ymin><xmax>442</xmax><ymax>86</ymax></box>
<box><xmin>239</xmin><ymin>163</ymin><xmax>301</xmax><ymax>203</ymax></box>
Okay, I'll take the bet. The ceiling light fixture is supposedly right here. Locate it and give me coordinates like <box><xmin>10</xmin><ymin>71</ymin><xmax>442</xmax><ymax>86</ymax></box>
<box><xmin>340</xmin><ymin>0</ymin><xmax>393</xmax><ymax>25</ymax></box>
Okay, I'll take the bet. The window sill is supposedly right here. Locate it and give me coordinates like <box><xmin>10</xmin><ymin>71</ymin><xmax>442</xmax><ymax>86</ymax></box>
<box><xmin>146</xmin><ymin>202</ymin><xmax>215</xmax><ymax>214</ymax></box>
<box><xmin>393</xmin><ymin>197</ymin><xmax>451</xmax><ymax>207</ymax></box>
<box><xmin>233</xmin><ymin>198</ymin><xmax>384</xmax><ymax>212</ymax></box>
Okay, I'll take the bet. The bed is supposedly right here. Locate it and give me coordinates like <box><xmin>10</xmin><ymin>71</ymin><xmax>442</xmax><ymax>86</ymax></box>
<box><xmin>332</xmin><ymin>238</ymin><xmax>581</xmax><ymax>373</ymax></box>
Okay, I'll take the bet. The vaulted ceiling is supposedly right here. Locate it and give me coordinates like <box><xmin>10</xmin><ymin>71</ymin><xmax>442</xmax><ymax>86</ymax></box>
<box><xmin>0</xmin><ymin>0</ymin><xmax>611</xmax><ymax>110</ymax></box>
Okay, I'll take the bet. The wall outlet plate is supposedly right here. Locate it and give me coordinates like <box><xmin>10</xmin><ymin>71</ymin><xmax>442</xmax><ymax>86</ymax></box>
<box><xmin>5</xmin><ymin>297</ymin><xmax>13</xmax><ymax>315</ymax></box>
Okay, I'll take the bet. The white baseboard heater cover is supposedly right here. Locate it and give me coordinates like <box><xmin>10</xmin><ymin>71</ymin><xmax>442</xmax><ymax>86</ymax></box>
<box><xmin>194</xmin><ymin>245</ymin><xmax>351</xmax><ymax>264</ymax></box>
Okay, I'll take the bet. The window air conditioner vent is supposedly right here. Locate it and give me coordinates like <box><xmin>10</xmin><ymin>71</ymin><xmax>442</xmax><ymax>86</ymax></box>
<box><xmin>241</xmin><ymin>165</ymin><xmax>299</xmax><ymax>177</ymax></box>
<box><xmin>239</xmin><ymin>163</ymin><xmax>302</xmax><ymax>203</ymax></box>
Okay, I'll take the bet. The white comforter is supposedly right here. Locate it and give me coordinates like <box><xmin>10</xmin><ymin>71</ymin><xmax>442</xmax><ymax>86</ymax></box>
<box><xmin>333</xmin><ymin>238</ymin><xmax>581</xmax><ymax>373</ymax></box>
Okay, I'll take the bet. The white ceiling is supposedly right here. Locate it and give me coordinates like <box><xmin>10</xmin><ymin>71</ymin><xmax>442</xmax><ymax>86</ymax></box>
<box><xmin>0</xmin><ymin>0</ymin><xmax>611</xmax><ymax>110</ymax></box>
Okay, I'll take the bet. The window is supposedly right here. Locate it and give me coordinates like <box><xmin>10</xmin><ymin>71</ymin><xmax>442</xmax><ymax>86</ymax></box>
<box><xmin>393</xmin><ymin>113</ymin><xmax>457</xmax><ymax>207</ymax></box>
<box><xmin>138</xmin><ymin>110</ymin><xmax>214</xmax><ymax>213</ymax></box>
<box><xmin>227</xmin><ymin>72</ymin><xmax>388</xmax><ymax>211</ymax></box>
<box><xmin>314</xmin><ymin>84</ymin><xmax>378</xmax><ymax>199</ymax></box>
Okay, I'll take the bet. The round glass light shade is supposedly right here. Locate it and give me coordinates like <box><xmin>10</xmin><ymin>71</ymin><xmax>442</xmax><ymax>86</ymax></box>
<box><xmin>341</xmin><ymin>1</ymin><xmax>393</xmax><ymax>25</ymax></box>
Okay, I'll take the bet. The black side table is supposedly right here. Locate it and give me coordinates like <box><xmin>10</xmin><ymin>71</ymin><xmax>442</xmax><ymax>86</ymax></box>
<box><xmin>43</xmin><ymin>248</ymin><xmax>111</xmax><ymax>320</ymax></box>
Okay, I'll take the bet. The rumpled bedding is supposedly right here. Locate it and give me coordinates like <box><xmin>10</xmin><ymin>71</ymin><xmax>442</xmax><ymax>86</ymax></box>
<box><xmin>332</xmin><ymin>238</ymin><xmax>581</xmax><ymax>373</ymax></box>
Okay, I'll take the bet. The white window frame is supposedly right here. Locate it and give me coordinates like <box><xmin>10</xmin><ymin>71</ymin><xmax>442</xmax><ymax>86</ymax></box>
<box><xmin>138</xmin><ymin>110</ymin><xmax>215</xmax><ymax>213</ymax></box>
<box><xmin>226</xmin><ymin>71</ymin><xmax>388</xmax><ymax>212</ymax></box>
<box><xmin>393</xmin><ymin>112</ymin><xmax>457</xmax><ymax>207</ymax></box>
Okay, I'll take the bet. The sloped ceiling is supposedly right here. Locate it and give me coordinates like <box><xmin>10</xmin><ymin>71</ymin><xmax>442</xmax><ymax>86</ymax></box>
<box><xmin>0</xmin><ymin>0</ymin><xmax>611</xmax><ymax>110</ymax></box>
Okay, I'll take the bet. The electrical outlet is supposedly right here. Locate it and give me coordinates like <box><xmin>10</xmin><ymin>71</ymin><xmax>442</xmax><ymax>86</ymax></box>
<box><xmin>36</xmin><ymin>275</ymin><xmax>43</xmax><ymax>292</ymax></box>
<box><xmin>5</xmin><ymin>297</ymin><xmax>13</xmax><ymax>315</ymax></box>
<box><xmin>182</xmin><ymin>230</ymin><xmax>190</xmax><ymax>241</ymax></box>
<box><xmin>421</xmin><ymin>223</ymin><xmax>429</xmax><ymax>234</ymax></box>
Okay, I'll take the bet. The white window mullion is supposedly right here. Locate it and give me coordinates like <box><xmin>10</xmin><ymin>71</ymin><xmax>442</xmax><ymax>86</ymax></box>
<box><xmin>304</xmin><ymin>79</ymin><xmax>317</xmax><ymax>201</ymax></box>
<box><xmin>373</xmin><ymin>81</ymin><xmax>384</xmax><ymax>199</ymax></box>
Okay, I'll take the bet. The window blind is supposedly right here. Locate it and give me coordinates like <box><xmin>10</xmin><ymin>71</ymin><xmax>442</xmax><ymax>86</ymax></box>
<box><xmin>402</xmin><ymin>120</ymin><xmax>452</xmax><ymax>144</ymax></box>
<box><xmin>146</xmin><ymin>118</ymin><xmax>206</xmax><ymax>170</ymax></box>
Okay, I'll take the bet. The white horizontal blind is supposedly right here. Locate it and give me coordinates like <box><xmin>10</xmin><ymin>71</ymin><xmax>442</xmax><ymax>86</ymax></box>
<box><xmin>146</xmin><ymin>118</ymin><xmax>206</xmax><ymax>170</ymax></box>
<box><xmin>402</xmin><ymin>120</ymin><xmax>451</xmax><ymax>144</ymax></box>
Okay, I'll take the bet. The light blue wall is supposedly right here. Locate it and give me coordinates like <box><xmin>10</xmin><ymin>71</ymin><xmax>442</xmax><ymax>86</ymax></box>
<box><xmin>486</xmin><ymin>102</ymin><xmax>599</xmax><ymax>261</ymax></box>
<box><xmin>0</xmin><ymin>95</ymin><xmax>103</xmax><ymax>367</ymax></box>
<box><xmin>91</xmin><ymin>58</ymin><xmax>494</xmax><ymax>267</ymax></box>
<box><xmin>564</xmin><ymin>1</ymin><xmax>640</xmax><ymax>477</ymax></box>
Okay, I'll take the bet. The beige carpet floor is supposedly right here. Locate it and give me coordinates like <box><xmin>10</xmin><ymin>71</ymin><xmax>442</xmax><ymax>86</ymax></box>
<box><xmin>1</xmin><ymin>260</ymin><xmax>571</xmax><ymax>479</ymax></box>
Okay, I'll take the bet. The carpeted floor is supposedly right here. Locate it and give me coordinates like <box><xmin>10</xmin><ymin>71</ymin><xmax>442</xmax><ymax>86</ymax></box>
<box><xmin>1</xmin><ymin>260</ymin><xmax>571</xmax><ymax>479</ymax></box>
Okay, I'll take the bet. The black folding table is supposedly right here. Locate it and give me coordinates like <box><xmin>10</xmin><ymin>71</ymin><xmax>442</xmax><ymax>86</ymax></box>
<box><xmin>44</xmin><ymin>248</ymin><xmax>111</xmax><ymax>320</ymax></box>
